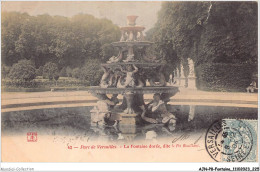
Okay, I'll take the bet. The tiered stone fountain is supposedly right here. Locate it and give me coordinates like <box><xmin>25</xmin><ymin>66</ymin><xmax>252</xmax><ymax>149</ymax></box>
<box><xmin>89</xmin><ymin>16</ymin><xmax>179</xmax><ymax>131</ymax></box>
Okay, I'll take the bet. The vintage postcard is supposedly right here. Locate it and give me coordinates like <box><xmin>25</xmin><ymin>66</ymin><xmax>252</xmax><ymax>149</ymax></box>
<box><xmin>1</xmin><ymin>0</ymin><xmax>259</xmax><ymax>171</ymax></box>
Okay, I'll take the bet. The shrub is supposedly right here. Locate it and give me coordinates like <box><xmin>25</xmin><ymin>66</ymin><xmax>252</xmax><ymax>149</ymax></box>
<box><xmin>79</xmin><ymin>59</ymin><xmax>102</xmax><ymax>85</ymax></box>
<box><xmin>43</xmin><ymin>62</ymin><xmax>59</xmax><ymax>80</ymax></box>
<box><xmin>2</xmin><ymin>78</ymin><xmax>90</xmax><ymax>89</ymax></box>
<box><xmin>72</xmin><ymin>68</ymin><xmax>81</xmax><ymax>79</ymax></box>
<box><xmin>2</xmin><ymin>79</ymin><xmax>39</xmax><ymax>88</ymax></box>
<box><xmin>36</xmin><ymin>66</ymin><xmax>43</xmax><ymax>76</ymax></box>
<box><xmin>60</xmin><ymin>67</ymin><xmax>67</xmax><ymax>77</ymax></box>
<box><xmin>66</xmin><ymin>67</ymin><xmax>72</xmax><ymax>77</ymax></box>
<box><xmin>54</xmin><ymin>73</ymin><xmax>60</xmax><ymax>81</ymax></box>
<box><xmin>196</xmin><ymin>63</ymin><xmax>256</xmax><ymax>92</ymax></box>
<box><xmin>8</xmin><ymin>60</ymin><xmax>36</xmax><ymax>81</ymax></box>
<box><xmin>2</xmin><ymin>64</ymin><xmax>11</xmax><ymax>79</ymax></box>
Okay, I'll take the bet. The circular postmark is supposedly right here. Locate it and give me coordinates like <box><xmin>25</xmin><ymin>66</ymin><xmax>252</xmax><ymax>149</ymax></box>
<box><xmin>205</xmin><ymin>120</ymin><xmax>253</xmax><ymax>162</ymax></box>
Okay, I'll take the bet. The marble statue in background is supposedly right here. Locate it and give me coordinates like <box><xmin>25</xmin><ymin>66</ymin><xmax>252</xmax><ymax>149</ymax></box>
<box><xmin>188</xmin><ymin>58</ymin><xmax>195</xmax><ymax>77</ymax></box>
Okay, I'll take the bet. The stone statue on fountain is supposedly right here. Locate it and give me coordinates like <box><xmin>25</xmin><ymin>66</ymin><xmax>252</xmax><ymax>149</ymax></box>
<box><xmin>100</xmin><ymin>66</ymin><xmax>112</xmax><ymax>88</ymax></box>
<box><xmin>118</xmin><ymin>64</ymin><xmax>138</xmax><ymax>88</ymax></box>
<box><xmin>140</xmin><ymin>93</ymin><xmax>176</xmax><ymax>131</ymax></box>
<box><xmin>107</xmin><ymin>47</ymin><xmax>127</xmax><ymax>64</ymax></box>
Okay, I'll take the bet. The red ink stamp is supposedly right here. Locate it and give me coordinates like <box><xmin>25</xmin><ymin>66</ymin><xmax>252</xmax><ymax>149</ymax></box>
<box><xmin>27</xmin><ymin>132</ymin><xmax>37</xmax><ymax>142</ymax></box>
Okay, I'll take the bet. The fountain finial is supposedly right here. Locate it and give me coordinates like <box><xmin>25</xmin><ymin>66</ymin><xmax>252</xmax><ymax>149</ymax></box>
<box><xmin>127</xmin><ymin>15</ymin><xmax>138</xmax><ymax>26</ymax></box>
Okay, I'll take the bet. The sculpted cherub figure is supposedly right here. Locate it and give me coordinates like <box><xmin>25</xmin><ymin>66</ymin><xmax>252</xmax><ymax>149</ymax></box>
<box><xmin>137</xmin><ymin>31</ymin><xmax>145</xmax><ymax>41</ymax></box>
<box><xmin>100</xmin><ymin>66</ymin><xmax>112</xmax><ymax>88</ymax></box>
<box><xmin>118</xmin><ymin>64</ymin><xmax>138</xmax><ymax>88</ymax></box>
<box><xmin>120</xmin><ymin>30</ymin><xmax>127</xmax><ymax>42</ymax></box>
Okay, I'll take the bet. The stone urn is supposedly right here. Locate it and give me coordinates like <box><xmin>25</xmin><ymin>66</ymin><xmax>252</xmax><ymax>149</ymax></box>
<box><xmin>127</xmin><ymin>15</ymin><xmax>138</xmax><ymax>26</ymax></box>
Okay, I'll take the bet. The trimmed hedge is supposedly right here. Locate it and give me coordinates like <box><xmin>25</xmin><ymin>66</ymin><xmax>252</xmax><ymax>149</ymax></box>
<box><xmin>2</xmin><ymin>79</ymin><xmax>90</xmax><ymax>89</ymax></box>
<box><xmin>196</xmin><ymin>63</ymin><xmax>257</xmax><ymax>92</ymax></box>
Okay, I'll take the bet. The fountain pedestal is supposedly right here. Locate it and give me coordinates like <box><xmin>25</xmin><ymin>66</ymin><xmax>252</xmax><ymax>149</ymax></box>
<box><xmin>120</xmin><ymin>113</ymin><xmax>137</xmax><ymax>125</ymax></box>
<box><xmin>119</xmin><ymin>124</ymin><xmax>137</xmax><ymax>141</ymax></box>
<box><xmin>123</xmin><ymin>92</ymin><xmax>135</xmax><ymax>114</ymax></box>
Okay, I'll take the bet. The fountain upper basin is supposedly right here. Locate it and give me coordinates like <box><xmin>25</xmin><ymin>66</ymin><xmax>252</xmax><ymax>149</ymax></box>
<box><xmin>120</xmin><ymin>26</ymin><xmax>145</xmax><ymax>32</ymax></box>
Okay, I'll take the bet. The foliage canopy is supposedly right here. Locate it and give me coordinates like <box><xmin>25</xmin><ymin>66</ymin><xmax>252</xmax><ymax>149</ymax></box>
<box><xmin>2</xmin><ymin>12</ymin><xmax>121</xmax><ymax>69</ymax></box>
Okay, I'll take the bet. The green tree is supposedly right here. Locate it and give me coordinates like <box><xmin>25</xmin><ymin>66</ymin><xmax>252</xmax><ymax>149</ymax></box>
<box><xmin>66</xmin><ymin>66</ymin><xmax>72</xmax><ymax>77</ymax></box>
<box><xmin>53</xmin><ymin>72</ymin><xmax>60</xmax><ymax>86</ymax></box>
<box><xmin>43</xmin><ymin>62</ymin><xmax>59</xmax><ymax>80</ymax></box>
<box><xmin>1</xmin><ymin>64</ymin><xmax>11</xmax><ymax>79</ymax></box>
<box><xmin>72</xmin><ymin>68</ymin><xmax>81</xmax><ymax>79</ymax></box>
<box><xmin>147</xmin><ymin>2</ymin><xmax>257</xmax><ymax>90</ymax></box>
<box><xmin>79</xmin><ymin>59</ymin><xmax>102</xmax><ymax>85</ymax></box>
<box><xmin>2</xmin><ymin>12</ymin><xmax>121</xmax><ymax>70</ymax></box>
<box><xmin>8</xmin><ymin>59</ymin><xmax>36</xmax><ymax>81</ymax></box>
<box><xmin>148</xmin><ymin>1</ymin><xmax>257</xmax><ymax>66</ymax></box>
<box><xmin>59</xmin><ymin>67</ymin><xmax>67</xmax><ymax>77</ymax></box>
<box><xmin>36</xmin><ymin>66</ymin><xmax>43</xmax><ymax>76</ymax></box>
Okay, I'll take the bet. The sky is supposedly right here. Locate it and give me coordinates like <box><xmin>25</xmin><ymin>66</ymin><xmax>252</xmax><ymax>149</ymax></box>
<box><xmin>2</xmin><ymin>1</ymin><xmax>163</xmax><ymax>31</ymax></box>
